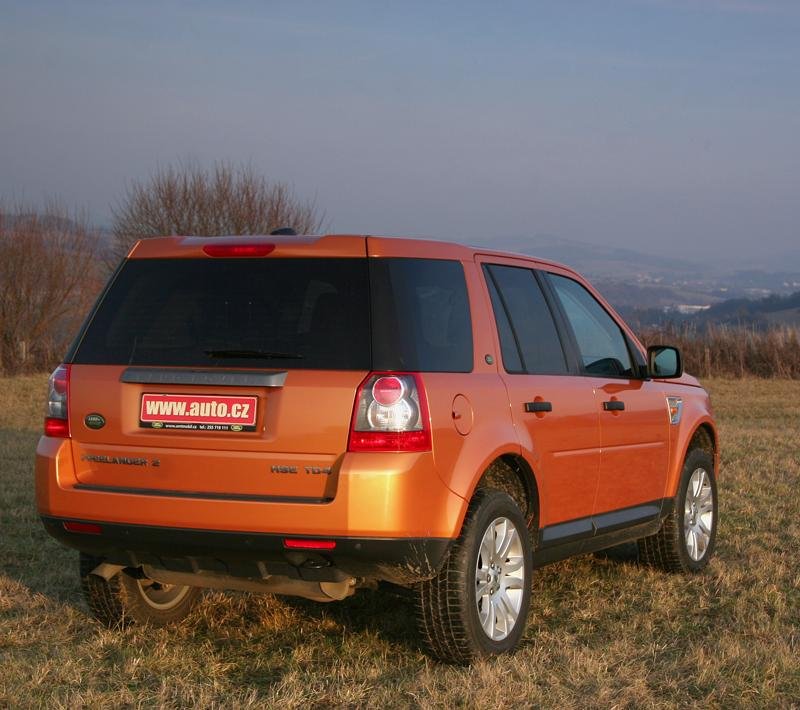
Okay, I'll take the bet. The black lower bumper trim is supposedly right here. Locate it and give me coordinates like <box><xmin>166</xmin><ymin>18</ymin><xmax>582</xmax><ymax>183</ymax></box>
<box><xmin>41</xmin><ymin>516</ymin><xmax>452</xmax><ymax>585</ymax></box>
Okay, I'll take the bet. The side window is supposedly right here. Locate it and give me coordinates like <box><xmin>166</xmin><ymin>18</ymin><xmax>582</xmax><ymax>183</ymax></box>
<box><xmin>547</xmin><ymin>274</ymin><xmax>634</xmax><ymax>377</ymax></box>
<box><xmin>370</xmin><ymin>258</ymin><xmax>473</xmax><ymax>373</ymax></box>
<box><xmin>484</xmin><ymin>264</ymin><xmax>568</xmax><ymax>375</ymax></box>
<box><xmin>484</xmin><ymin>274</ymin><xmax>524</xmax><ymax>373</ymax></box>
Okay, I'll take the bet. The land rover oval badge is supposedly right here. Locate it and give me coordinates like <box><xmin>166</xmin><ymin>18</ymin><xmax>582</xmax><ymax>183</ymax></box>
<box><xmin>84</xmin><ymin>413</ymin><xmax>106</xmax><ymax>430</ymax></box>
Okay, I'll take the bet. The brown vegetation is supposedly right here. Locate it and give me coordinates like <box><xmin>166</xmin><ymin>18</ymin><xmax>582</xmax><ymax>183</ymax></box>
<box><xmin>0</xmin><ymin>164</ymin><xmax>325</xmax><ymax>375</ymax></box>
<box><xmin>0</xmin><ymin>205</ymin><xmax>101</xmax><ymax>375</ymax></box>
<box><xmin>1</xmin><ymin>376</ymin><xmax>798</xmax><ymax>705</ymax></box>
<box><xmin>640</xmin><ymin>323</ymin><xmax>800</xmax><ymax>379</ymax></box>
<box><xmin>111</xmin><ymin>162</ymin><xmax>324</xmax><ymax>260</ymax></box>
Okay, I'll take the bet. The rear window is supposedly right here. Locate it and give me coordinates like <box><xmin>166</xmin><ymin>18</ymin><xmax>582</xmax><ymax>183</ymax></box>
<box><xmin>72</xmin><ymin>256</ymin><xmax>473</xmax><ymax>373</ymax></box>
<box><xmin>73</xmin><ymin>258</ymin><xmax>371</xmax><ymax>370</ymax></box>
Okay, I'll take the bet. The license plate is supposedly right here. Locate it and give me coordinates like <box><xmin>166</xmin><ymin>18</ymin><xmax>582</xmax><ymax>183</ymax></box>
<box><xmin>139</xmin><ymin>393</ymin><xmax>258</xmax><ymax>432</ymax></box>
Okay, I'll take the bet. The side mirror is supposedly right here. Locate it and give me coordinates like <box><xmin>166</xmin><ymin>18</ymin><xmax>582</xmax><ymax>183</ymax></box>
<box><xmin>647</xmin><ymin>345</ymin><xmax>683</xmax><ymax>379</ymax></box>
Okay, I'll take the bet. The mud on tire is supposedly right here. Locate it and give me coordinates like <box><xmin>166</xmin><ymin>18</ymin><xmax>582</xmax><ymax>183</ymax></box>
<box><xmin>80</xmin><ymin>553</ymin><xmax>201</xmax><ymax>627</ymax></box>
<box><xmin>638</xmin><ymin>448</ymin><xmax>718</xmax><ymax>573</ymax></box>
<box><xmin>415</xmin><ymin>489</ymin><xmax>533</xmax><ymax>664</ymax></box>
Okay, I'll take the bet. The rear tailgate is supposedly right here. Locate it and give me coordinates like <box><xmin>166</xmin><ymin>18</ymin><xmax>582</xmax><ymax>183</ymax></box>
<box><xmin>70</xmin><ymin>365</ymin><xmax>365</xmax><ymax>501</ymax></box>
<box><xmin>66</xmin><ymin>237</ymin><xmax>371</xmax><ymax>503</ymax></box>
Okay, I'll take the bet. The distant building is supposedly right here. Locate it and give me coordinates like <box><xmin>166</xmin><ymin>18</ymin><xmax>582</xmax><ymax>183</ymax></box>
<box><xmin>663</xmin><ymin>304</ymin><xmax>712</xmax><ymax>315</ymax></box>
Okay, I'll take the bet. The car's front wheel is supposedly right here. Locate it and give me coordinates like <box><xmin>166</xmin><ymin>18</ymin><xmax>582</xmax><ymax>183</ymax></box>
<box><xmin>80</xmin><ymin>553</ymin><xmax>201</xmax><ymax>627</ymax></box>
<box><xmin>638</xmin><ymin>448</ymin><xmax>718</xmax><ymax>573</ymax></box>
<box><xmin>415</xmin><ymin>489</ymin><xmax>533</xmax><ymax>663</ymax></box>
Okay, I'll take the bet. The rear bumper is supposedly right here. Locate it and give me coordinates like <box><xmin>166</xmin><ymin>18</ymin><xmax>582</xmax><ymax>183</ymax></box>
<box><xmin>36</xmin><ymin>436</ymin><xmax>464</xmax><ymax>584</ymax></box>
<box><xmin>42</xmin><ymin>515</ymin><xmax>451</xmax><ymax>584</ymax></box>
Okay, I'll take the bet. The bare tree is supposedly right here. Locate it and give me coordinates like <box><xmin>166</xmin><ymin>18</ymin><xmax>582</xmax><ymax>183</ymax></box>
<box><xmin>0</xmin><ymin>203</ymin><xmax>101</xmax><ymax>374</ymax></box>
<box><xmin>111</xmin><ymin>162</ymin><xmax>324</xmax><ymax>259</ymax></box>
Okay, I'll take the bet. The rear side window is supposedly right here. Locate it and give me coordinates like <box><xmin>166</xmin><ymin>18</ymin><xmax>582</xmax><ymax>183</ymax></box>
<box><xmin>370</xmin><ymin>258</ymin><xmax>473</xmax><ymax>373</ymax></box>
<box><xmin>484</xmin><ymin>275</ymin><xmax>523</xmax><ymax>373</ymax></box>
<box><xmin>547</xmin><ymin>273</ymin><xmax>634</xmax><ymax>377</ymax></box>
<box><xmin>483</xmin><ymin>264</ymin><xmax>568</xmax><ymax>375</ymax></box>
<box><xmin>73</xmin><ymin>258</ymin><xmax>371</xmax><ymax>370</ymax></box>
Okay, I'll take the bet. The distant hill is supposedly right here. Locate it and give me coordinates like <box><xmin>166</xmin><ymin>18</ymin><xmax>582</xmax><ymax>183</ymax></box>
<box><xmin>622</xmin><ymin>289</ymin><xmax>800</xmax><ymax>330</ymax></box>
<box><xmin>474</xmin><ymin>234</ymin><xmax>704</xmax><ymax>278</ymax></box>
<box><xmin>692</xmin><ymin>291</ymin><xmax>800</xmax><ymax>329</ymax></box>
<box><xmin>470</xmin><ymin>234</ymin><xmax>800</xmax><ymax>315</ymax></box>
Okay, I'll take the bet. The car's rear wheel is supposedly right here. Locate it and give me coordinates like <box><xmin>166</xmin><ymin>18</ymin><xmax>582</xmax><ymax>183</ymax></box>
<box><xmin>415</xmin><ymin>489</ymin><xmax>532</xmax><ymax>664</ymax></box>
<box><xmin>80</xmin><ymin>553</ymin><xmax>201</xmax><ymax>627</ymax></box>
<box><xmin>638</xmin><ymin>449</ymin><xmax>718</xmax><ymax>573</ymax></box>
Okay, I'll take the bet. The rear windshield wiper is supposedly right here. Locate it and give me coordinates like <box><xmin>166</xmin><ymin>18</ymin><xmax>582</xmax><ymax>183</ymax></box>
<box><xmin>204</xmin><ymin>349</ymin><xmax>304</xmax><ymax>360</ymax></box>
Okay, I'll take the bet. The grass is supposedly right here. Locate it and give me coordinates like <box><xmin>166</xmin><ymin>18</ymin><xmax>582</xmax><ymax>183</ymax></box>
<box><xmin>640</xmin><ymin>324</ymin><xmax>800</xmax><ymax>379</ymax></box>
<box><xmin>1</xmin><ymin>375</ymin><xmax>799</xmax><ymax>707</ymax></box>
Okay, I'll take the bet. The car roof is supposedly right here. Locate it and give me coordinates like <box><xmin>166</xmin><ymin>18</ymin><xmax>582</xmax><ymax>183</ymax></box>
<box><xmin>127</xmin><ymin>233</ymin><xmax>577</xmax><ymax>275</ymax></box>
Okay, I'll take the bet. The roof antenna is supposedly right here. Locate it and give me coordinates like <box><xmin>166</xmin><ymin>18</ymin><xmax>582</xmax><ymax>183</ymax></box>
<box><xmin>269</xmin><ymin>227</ymin><xmax>297</xmax><ymax>236</ymax></box>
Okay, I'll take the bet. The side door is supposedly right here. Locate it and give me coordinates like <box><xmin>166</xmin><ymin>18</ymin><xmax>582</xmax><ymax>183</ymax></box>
<box><xmin>479</xmin><ymin>258</ymin><xmax>601</xmax><ymax>545</ymax></box>
<box><xmin>544</xmin><ymin>272</ymin><xmax>671</xmax><ymax>526</ymax></box>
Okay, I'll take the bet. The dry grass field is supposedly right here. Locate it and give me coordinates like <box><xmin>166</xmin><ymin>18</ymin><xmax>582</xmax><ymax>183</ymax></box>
<box><xmin>1</xmin><ymin>375</ymin><xmax>798</xmax><ymax>708</ymax></box>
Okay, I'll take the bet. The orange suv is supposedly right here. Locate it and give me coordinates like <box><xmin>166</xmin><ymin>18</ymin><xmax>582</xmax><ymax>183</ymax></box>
<box><xmin>36</xmin><ymin>234</ymin><xmax>718</xmax><ymax>662</ymax></box>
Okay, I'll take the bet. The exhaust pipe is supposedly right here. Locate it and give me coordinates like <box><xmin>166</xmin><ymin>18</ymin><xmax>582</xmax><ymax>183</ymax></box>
<box><xmin>90</xmin><ymin>563</ymin><xmax>125</xmax><ymax>581</ymax></box>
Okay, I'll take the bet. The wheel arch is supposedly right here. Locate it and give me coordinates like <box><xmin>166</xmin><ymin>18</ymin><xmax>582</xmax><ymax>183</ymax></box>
<box><xmin>469</xmin><ymin>454</ymin><xmax>540</xmax><ymax>532</ymax></box>
<box><xmin>688</xmin><ymin>422</ymin><xmax>717</xmax><ymax>459</ymax></box>
<box><xmin>668</xmin><ymin>418</ymin><xmax>719</xmax><ymax>498</ymax></box>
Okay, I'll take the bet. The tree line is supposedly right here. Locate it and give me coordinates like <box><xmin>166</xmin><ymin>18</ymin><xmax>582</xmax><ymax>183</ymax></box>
<box><xmin>2</xmin><ymin>162</ymin><xmax>798</xmax><ymax>378</ymax></box>
<box><xmin>0</xmin><ymin>163</ymin><xmax>323</xmax><ymax>374</ymax></box>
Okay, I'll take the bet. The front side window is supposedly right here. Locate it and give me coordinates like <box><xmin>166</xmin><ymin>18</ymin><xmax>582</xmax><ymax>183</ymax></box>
<box><xmin>547</xmin><ymin>273</ymin><xmax>634</xmax><ymax>377</ymax></box>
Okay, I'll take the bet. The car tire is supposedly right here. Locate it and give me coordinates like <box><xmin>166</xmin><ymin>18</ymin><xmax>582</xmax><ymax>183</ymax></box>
<box><xmin>638</xmin><ymin>449</ymin><xmax>718</xmax><ymax>573</ymax></box>
<box><xmin>80</xmin><ymin>553</ymin><xmax>201</xmax><ymax>627</ymax></box>
<box><xmin>415</xmin><ymin>489</ymin><xmax>533</xmax><ymax>664</ymax></box>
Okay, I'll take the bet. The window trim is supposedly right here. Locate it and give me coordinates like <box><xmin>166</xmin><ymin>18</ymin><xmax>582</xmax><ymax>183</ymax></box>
<box><xmin>481</xmin><ymin>263</ymin><xmax>575</xmax><ymax>377</ymax></box>
<box><xmin>532</xmin><ymin>269</ymin><xmax>585</xmax><ymax>375</ymax></box>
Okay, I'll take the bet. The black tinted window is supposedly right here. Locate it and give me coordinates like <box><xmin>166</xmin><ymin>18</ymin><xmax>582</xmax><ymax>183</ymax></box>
<box><xmin>484</xmin><ymin>265</ymin><xmax>568</xmax><ymax>375</ymax></box>
<box><xmin>370</xmin><ymin>258</ymin><xmax>473</xmax><ymax>372</ymax></box>
<box><xmin>485</xmin><ymin>273</ymin><xmax>523</xmax><ymax>373</ymax></box>
<box><xmin>547</xmin><ymin>274</ymin><xmax>634</xmax><ymax>377</ymax></box>
<box><xmin>73</xmin><ymin>258</ymin><xmax>371</xmax><ymax>370</ymax></box>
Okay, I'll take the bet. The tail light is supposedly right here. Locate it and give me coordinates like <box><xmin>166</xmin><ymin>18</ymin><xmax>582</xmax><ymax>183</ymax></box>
<box><xmin>44</xmin><ymin>364</ymin><xmax>71</xmax><ymax>438</ymax></box>
<box><xmin>348</xmin><ymin>373</ymin><xmax>431</xmax><ymax>452</ymax></box>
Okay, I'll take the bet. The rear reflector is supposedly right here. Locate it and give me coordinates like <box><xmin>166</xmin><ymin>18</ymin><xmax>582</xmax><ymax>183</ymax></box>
<box><xmin>44</xmin><ymin>417</ymin><xmax>70</xmax><ymax>438</ymax></box>
<box><xmin>283</xmin><ymin>538</ymin><xmax>337</xmax><ymax>550</ymax></box>
<box><xmin>348</xmin><ymin>430</ymin><xmax>432</xmax><ymax>452</ymax></box>
<box><xmin>202</xmin><ymin>244</ymin><xmax>275</xmax><ymax>257</ymax></box>
<box><xmin>63</xmin><ymin>521</ymin><xmax>103</xmax><ymax>535</ymax></box>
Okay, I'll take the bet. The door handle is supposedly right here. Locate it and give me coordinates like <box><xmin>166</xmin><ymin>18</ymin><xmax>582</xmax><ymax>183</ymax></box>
<box><xmin>603</xmin><ymin>400</ymin><xmax>625</xmax><ymax>411</ymax></box>
<box><xmin>525</xmin><ymin>401</ymin><xmax>553</xmax><ymax>413</ymax></box>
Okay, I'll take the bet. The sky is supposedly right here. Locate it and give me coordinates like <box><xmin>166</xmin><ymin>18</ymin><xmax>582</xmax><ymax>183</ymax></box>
<box><xmin>1</xmin><ymin>0</ymin><xmax>798</xmax><ymax>268</ymax></box>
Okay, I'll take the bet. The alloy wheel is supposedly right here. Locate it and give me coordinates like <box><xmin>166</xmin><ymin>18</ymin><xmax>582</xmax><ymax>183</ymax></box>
<box><xmin>474</xmin><ymin>517</ymin><xmax>526</xmax><ymax>640</ymax></box>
